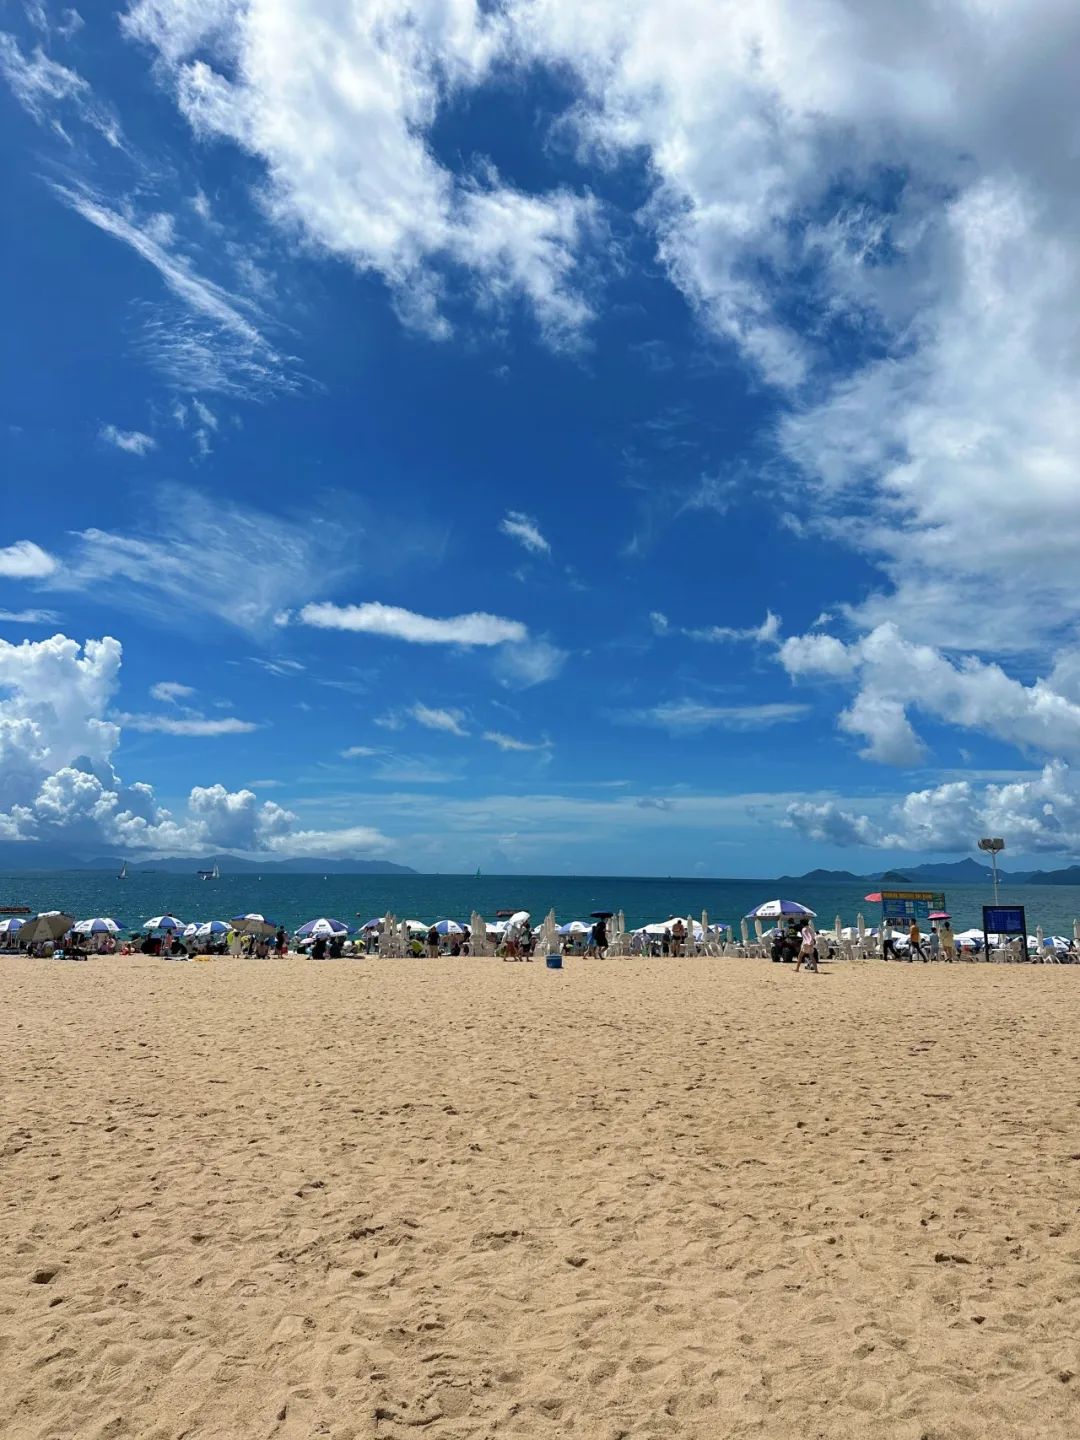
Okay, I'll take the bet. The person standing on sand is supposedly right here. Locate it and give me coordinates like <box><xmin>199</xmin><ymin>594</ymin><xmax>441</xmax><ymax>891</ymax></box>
<box><xmin>671</xmin><ymin>919</ymin><xmax>685</xmax><ymax>957</ymax></box>
<box><xmin>928</xmin><ymin>926</ymin><xmax>941</xmax><ymax>962</ymax></box>
<box><xmin>275</xmin><ymin>926</ymin><xmax>287</xmax><ymax>957</ymax></box>
<box><xmin>426</xmin><ymin>925</ymin><xmax>440</xmax><ymax>958</ymax></box>
<box><xmin>909</xmin><ymin>919</ymin><xmax>926</xmax><ymax>962</ymax></box>
<box><xmin>794</xmin><ymin>920</ymin><xmax>817</xmax><ymax>973</ymax></box>
<box><xmin>941</xmin><ymin>919</ymin><xmax>956</xmax><ymax>962</ymax></box>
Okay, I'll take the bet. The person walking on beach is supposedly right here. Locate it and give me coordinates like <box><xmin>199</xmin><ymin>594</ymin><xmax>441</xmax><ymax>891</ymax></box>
<box><xmin>671</xmin><ymin>919</ymin><xmax>686</xmax><ymax>957</ymax></box>
<box><xmin>794</xmin><ymin>920</ymin><xmax>817</xmax><ymax>972</ymax></box>
<box><xmin>275</xmin><ymin>925</ymin><xmax>287</xmax><ymax>957</ymax></box>
<box><xmin>909</xmin><ymin>919</ymin><xmax>926</xmax><ymax>962</ymax></box>
<box><xmin>590</xmin><ymin>917</ymin><xmax>608</xmax><ymax>958</ymax></box>
<box><xmin>928</xmin><ymin>926</ymin><xmax>941</xmax><ymax>962</ymax></box>
<box><xmin>426</xmin><ymin>925</ymin><xmax>440</xmax><ymax>958</ymax></box>
<box><xmin>941</xmin><ymin>919</ymin><xmax>956</xmax><ymax>962</ymax></box>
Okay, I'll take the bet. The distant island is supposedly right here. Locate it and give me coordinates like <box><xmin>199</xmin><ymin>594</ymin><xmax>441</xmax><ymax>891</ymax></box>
<box><xmin>779</xmin><ymin>856</ymin><xmax>1080</xmax><ymax>886</ymax></box>
<box><xmin>0</xmin><ymin>842</ymin><xmax>415</xmax><ymax>875</ymax></box>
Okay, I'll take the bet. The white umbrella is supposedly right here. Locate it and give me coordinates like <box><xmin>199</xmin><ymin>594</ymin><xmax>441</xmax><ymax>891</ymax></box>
<box><xmin>404</xmin><ymin>919</ymin><xmax>429</xmax><ymax>934</ymax></box>
<box><xmin>295</xmin><ymin>917</ymin><xmax>350</xmax><ymax>938</ymax></box>
<box><xmin>745</xmin><ymin>899</ymin><xmax>817</xmax><ymax>919</ymax></box>
<box><xmin>434</xmin><ymin>919</ymin><xmax>463</xmax><ymax>935</ymax></box>
<box><xmin>509</xmin><ymin>910</ymin><xmax>530</xmax><ymax>926</ymax></box>
<box><xmin>740</xmin><ymin>918</ymin><xmax>749</xmax><ymax>945</ymax></box>
<box><xmin>0</xmin><ymin>917</ymin><xmax>25</xmax><ymax>936</ymax></box>
<box><xmin>557</xmin><ymin>921</ymin><xmax>590</xmax><ymax>935</ymax></box>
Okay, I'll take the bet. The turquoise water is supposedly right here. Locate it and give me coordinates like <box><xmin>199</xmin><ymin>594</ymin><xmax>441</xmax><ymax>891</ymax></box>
<box><xmin>3</xmin><ymin>871</ymin><xmax>1079</xmax><ymax>937</ymax></box>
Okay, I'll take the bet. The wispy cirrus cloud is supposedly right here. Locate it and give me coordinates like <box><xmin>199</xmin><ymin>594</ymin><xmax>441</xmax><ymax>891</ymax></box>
<box><xmin>0</xmin><ymin>31</ymin><xmax>122</xmax><ymax>146</ymax></box>
<box><xmin>500</xmin><ymin>510</ymin><xmax>550</xmax><ymax>556</ymax></box>
<box><xmin>0</xmin><ymin>607</ymin><xmax>61</xmax><ymax>625</ymax></box>
<box><xmin>622</xmin><ymin>700</ymin><xmax>809</xmax><ymax>733</ymax></box>
<box><xmin>149</xmin><ymin>681</ymin><xmax>195</xmax><ymax>703</ymax></box>
<box><xmin>410</xmin><ymin>704</ymin><xmax>469</xmax><ymax>737</ymax></box>
<box><xmin>651</xmin><ymin>610</ymin><xmax>780</xmax><ymax>645</ymax></box>
<box><xmin>116</xmin><ymin>711</ymin><xmax>259</xmax><ymax>737</ymax></box>
<box><xmin>100</xmin><ymin>423</ymin><xmax>156</xmax><ymax>455</ymax></box>
<box><xmin>483</xmin><ymin>730</ymin><xmax>551</xmax><ymax>753</ymax></box>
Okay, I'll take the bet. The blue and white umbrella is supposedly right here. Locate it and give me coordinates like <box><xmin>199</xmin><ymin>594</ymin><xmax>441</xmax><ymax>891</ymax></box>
<box><xmin>434</xmin><ymin>919</ymin><xmax>463</xmax><ymax>935</ymax></box>
<box><xmin>359</xmin><ymin>917</ymin><xmax>385</xmax><ymax>931</ymax></box>
<box><xmin>144</xmin><ymin>915</ymin><xmax>185</xmax><ymax>931</ymax></box>
<box><xmin>295</xmin><ymin>917</ymin><xmax>350</xmax><ymax>938</ymax></box>
<box><xmin>557</xmin><ymin>920</ymin><xmax>590</xmax><ymax>935</ymax></box>
<box><xmin>184</xmin><ymin>919</ymin><xmax>232</xmax><ymax>939</ymax></box>
<box><xmin>0</xmin><ymin>917</ymin><xmax>25</xmax><ymax>936</ymax></box>
<box><xmin>73</xmin><ymin>917</ymin><xmax>124</xmax><ymax>935</ymax></box>
<box><xmin>744</xmin><ymin>899</ymin><xmax>816</xmax><ymax>920</ymax></box>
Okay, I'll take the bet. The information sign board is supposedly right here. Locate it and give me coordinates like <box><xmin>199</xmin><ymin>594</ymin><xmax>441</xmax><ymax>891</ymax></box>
<box><xmin>983</xmin><ymin>905</ymin><xmax>1026</xmax><ymax>938</ymax></box>
<box><xmin>880</xmin><ymin>890</ymin><xmax>946</xmax><ymax>922</ymax></box>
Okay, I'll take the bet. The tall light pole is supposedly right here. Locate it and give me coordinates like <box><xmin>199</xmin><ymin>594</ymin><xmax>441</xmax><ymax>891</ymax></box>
<box><xmin>978</xmin><ymin>837</ymin><xmax>1005</xmax><ymax>905</ymax></box>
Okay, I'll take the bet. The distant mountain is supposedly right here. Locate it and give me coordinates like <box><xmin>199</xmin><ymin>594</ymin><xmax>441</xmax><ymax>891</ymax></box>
<box><xmin>879</xmin><ymin>870</ymin><xmax>913</xmax><ymax>883</ymax></box>
<box><xmin>1018</xmin><ymin>865</ymin><xmax>1080</xmax><ymax>885</ymax></box>
<box><xmin>0</xmin><ymin>843</ymin><xmax>415</xmax><ymax>875</ymax></box>
<box><xmin>777</xmin><ymin>868</ymin><xmax>864</xmax><ymax>883</ymax></box>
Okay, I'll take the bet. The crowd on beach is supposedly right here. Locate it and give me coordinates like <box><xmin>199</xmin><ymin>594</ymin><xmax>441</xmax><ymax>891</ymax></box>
<box><xmin>4</xmin><ymin>904</ymin><xmax>1079</xmax><ymax>964</ymax></box>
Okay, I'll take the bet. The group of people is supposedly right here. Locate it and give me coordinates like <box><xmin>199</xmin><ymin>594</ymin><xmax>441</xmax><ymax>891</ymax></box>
<box><xmin>883</xmin><ymin>919</ymin><xmax>957</xmax><ymax>962</ymax></box>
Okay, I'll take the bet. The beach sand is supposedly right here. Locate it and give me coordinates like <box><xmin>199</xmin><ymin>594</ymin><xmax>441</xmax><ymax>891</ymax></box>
<box><xmin>2</xmin><ymin>954</ymin><xmax>1079</xmax><ymax>1439</ymax></box>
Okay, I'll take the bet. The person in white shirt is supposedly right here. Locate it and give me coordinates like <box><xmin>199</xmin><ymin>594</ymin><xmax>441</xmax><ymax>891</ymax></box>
<box><xmin>794</xmin><ymin>921</ymin><xmax>817</xmax><ymax>972</ymax></box>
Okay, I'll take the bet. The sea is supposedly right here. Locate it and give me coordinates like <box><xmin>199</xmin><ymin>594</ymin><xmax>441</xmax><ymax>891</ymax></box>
<box><xmin>3</xmin><ymin>871</ymin><xmax>1080</xmax><ymax>938</ymax></box>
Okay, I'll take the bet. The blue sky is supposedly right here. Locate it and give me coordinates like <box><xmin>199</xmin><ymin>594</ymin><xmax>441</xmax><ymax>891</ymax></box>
<box><xmin>3</xmin><ymin>0</ymin><xmax>1080</xmax><ymax>875</ymax></box>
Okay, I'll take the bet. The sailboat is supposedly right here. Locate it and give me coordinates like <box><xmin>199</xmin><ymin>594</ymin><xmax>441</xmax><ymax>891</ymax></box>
<box><xmin>197</xmin><ymin>862</ymin><xmax>220</xmax><ymax>881</ymax></box>
<box><xmin>118</xmin><ymin>860</ymin><xmax>127</xmax><ymax>880</ymax></box>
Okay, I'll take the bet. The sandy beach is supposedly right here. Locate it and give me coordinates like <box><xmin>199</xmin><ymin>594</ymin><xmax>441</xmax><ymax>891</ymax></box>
<box><xmin>2</xmin><ymin>954</ymin><xmax>1079</xmax><ymax>1439</ymax></box>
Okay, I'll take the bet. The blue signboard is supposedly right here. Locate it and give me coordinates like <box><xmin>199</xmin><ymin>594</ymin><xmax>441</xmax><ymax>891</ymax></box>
<box><xmin>983</xmin><ymin>905</ymin><xmax>1026</xmax><ymax>936</ymax></box>
<box><xmin>880</xmin><ymin>890</ymin><xmax>946</xmax><ymax>922</ymax></box>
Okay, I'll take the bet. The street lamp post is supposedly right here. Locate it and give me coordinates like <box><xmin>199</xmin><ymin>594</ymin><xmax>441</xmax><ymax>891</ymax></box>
<box><xmin>978</xmin><ymin>837</ymin><xmax>1005</xmax><ymax>905</ymax></box>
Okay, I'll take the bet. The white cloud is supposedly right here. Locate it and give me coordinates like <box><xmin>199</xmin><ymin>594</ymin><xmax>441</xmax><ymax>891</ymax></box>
<box><xmin>150</xmin><ymin>681</ymin><xmax>195</xmax><ymax>703</ymax></box>
<box><xmin>50</xmin><ymin>485</ymin><xmax>352</xmax><ymax>635</ymax></box>
<box><xmin>341</xmin><ymin>745</ymin><xmax>379</xmax><ymax>758</ymax></box>
<box><xmin>788</xmin><ymin>760</ymin><xmax>1080</xmax><ymax>857</ymax></box>
<box><xmin>118</xmin><ymin>712</ymin><xmax>257</xmax><ymax>736</ymax></box>
<box><xmin>483</xmin><ymin>730</ymin><xmax>550</xmax><ymax>753</ymax></box>
<box><xmin>0</xmin><ymin>31</ymin><xmax>122</xmax><ymax>146</ymax></box>
<box><xmin>624</xmin><ymin>700</ymin><xmax>809</xmax><ymax>732</ymax></box>
<box><xmin>500</xmin><ymin>510</ymin><xmax>550</xmax><ymax>556</ymax></box>
<box><xmin>409</xmin><ymin>704</ymin><xmax>469</xmax><ymax>737</ymax></box>
<box><xmin>52</xmin><ymin>185</ymin><xmax>294</xmax><ymax>395</ymax></box>
<box><xmin>0</xmin><ymin>631</ymin><xmax>389</xmax><ymax>855</ymax></box>
<box><xmin>0</xmin><ymin>608</ymin><xmax>61</xmax><ymax>625</ymax></box>
<box><xmin>494</xmin><ymin>637</ymin><xmax>568</xmax><ymax>688</ymax></box>
<box><xmin>778</xmin><ymin>622</ymin><xmax>1080</xmax><ymax>765</ymax></box>
<box><xmin>122</xmin><ymin>0</ymin><xmax>598</xmax><ymax>346</ymax></box>
<box><xmin>100</xmin><ymin>423</ymin><xmax>156</xmax><ymax>455</ymax></box>
<box><xmin>299</xmin><ymin>601</ymin><xmax>527</xmax><ymax>647</ymax></box>
<box><xmin>653</xmin><ymin>610</ymin><xmax>780</xmax><ymax>645</ymax></box>
<box><xmin>0</xmin><ymin>541</ymin><xmax>57</xmax><ymax>579</ymax></box>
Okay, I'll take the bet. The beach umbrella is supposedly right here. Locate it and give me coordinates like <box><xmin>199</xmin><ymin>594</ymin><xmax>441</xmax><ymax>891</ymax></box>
<box><xmin>295</xmin><ymin>917</ymin><xmax>350</xmax><ymax>938</ymax></box>
<box><xmin>508</xmin><ymin>910</ymin><xmax>530</xmax><ymax>927</ymax></box>
<box><xmin>190</xmin><ymin>920</ymin><xmax>232</xmax><ymax>939</ymax></box>
<box><xmin>0</xmin><ymin>916</ymin><xmax>25</xmax><ymax>937</ymax></box>
<box><xmin>740</xmin><ymin>918</ymin><xmax>749</xmax><ymax>944</ymax></box>
<box><xmin>745</xmin><ymin>899</ymin><xmax>816</xmax><ymax>920</ymax></box>
<box><xmin>857</xmin><ymin>912</ymin><xmax>866</xmax><ymax>943</ymax></box>
<box><xmin>359</xmin><ymin>917</ymin><xmax>385</xmax><ymax>931</ymax></box>
<box><xmin>144</xmin><ymin>915</ymin><xmax>185</xmax><ymax>932</ymax></box>
<box><xmin>1074</xmin><ymin>918</ymin><xmax>1080</xmax><ymax>943</ymax></box>
<box><xmin>73</xmin><ymin>917</ymin><xmax>124</xmax><ymax>935</ymax></box>
<box><xmin>231</xmin><ymin>913</ymin><xmax>276</xmax><ymax>937</ymax></box>
<box><xmin>434</xmin><ymin>919</ymin><xmax>463</xmax><ymax>935</ymax></box>
<box><xmin>557</xmin><ymin>920</ymin><xmax>590</xmax><ymax>935</ymax></box>
<box><xmin>21</xmin><ymin>912</ymin><xmax>75</xmax><ymax>943</ymax></box>
<box><xmin>590</xmin><ymin>911</ymin><xmax>614</xmax><ymax>920</ymax></box>
<box><xmin>928</xmin><ymin>911</ymin><xmax>951</xmax><ymax>921</ymax></box>
<box><xmin>404</xmin><ymin>919</ymin><xmax>429</xmax><ymax>934</ymax></box>
<box><xmin>834</xmin><ymin>913</ymin><xmax>842</xmax><ymax>940</ymax></box>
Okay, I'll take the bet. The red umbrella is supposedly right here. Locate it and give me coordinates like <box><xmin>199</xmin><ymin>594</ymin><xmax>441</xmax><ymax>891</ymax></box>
<box><xmin>928</xmin><ymin>911</ymin><xmax>951</xmax><ymax>920</ymax></box>
<box><xmin>864</xmin><ymin>892</ymin><xmax>883</xmax><ymax>903</ymax></box>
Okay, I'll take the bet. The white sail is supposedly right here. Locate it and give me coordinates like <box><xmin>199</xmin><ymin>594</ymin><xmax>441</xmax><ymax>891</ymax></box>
<box><xmin>118</xmin><ymin>860</ymin><xmax>127</xmax><ymax>879</ymax></box>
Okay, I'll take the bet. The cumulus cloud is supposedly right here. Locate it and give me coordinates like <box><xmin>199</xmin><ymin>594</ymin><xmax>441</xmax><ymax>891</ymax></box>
<box><xmin>0</xmin><ymin>633</ymin><xmax>389</xmax><ymax>856</ymax></box>
<box><xmin>409</xmin><ymin>704</ymin><xmax>469</xmax><ymax>737</ymax></box>
<box><xmin>779</xmin><ymin>622</ymin><xmax>1080</xmax><ymax>765</ymax></box>
<box><xmin>0</xmin><ymin>540</ymin><xmax>57</xmax><ymax>579</ymax></box>
<box><xmin>299</xmin><ymin>601</ymin><xmax>527</xmax><ymax>648</ymax></box>
<box><xmin>500</xmin><ymin>511</ymin><xmax>550</xmax><ymax>556</ymax></box>
<box><xmin>100</xmin><ymin>423</ymin><xmax>156</xmax><ymax>455</ymax></box>
<box><xmin>788</xmin><ymin>761</ymin><xmax>1080</xmax><ymax>856</ymax></box>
